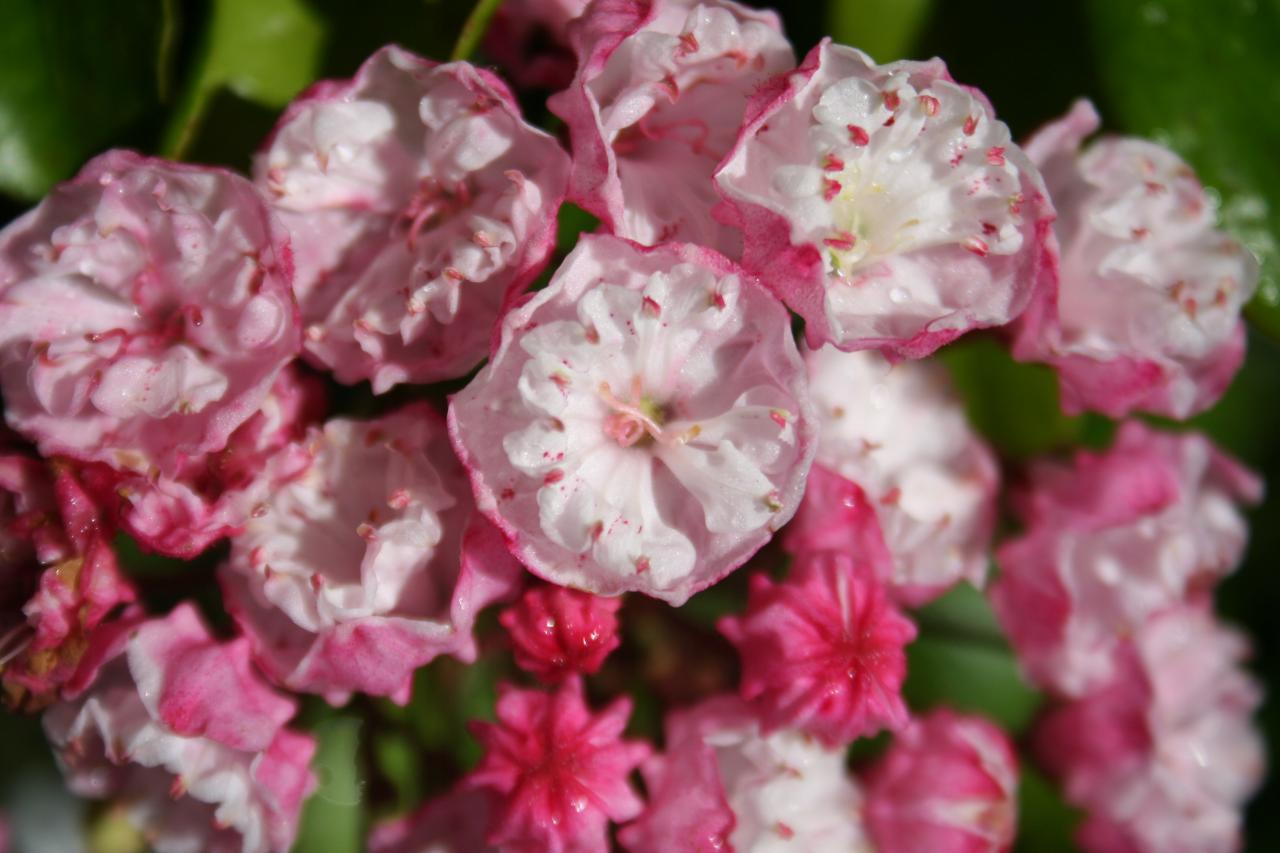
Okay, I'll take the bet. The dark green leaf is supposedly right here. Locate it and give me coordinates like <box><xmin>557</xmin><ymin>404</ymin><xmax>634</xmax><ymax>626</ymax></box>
<box><xmin>295</xmin><ymin>714</ymin><xmax>365</xmax><ymax>853</ymax></box>
<box><xmin>828</xmin><ymin>0</ymin><xmax>933</xmax><ymax>61</ymax></box>
<box><xmin>0</xmin><ymin>0</ymin><xmax>171</xmax><ymax>199</ymax></box>
<box><xmin>1087</xmin><ymin>0</ymin><xmax>1280</xmax><ymax>339</ymax></box>
<box><xmin>1016</xmin><ymin>766</ymin><xmax>1082</xmax><ymax>853</ymax></box>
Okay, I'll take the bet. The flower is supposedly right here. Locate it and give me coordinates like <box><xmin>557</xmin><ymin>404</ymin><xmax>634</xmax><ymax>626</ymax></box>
<box><xmin>499</xmin><ymin>583</ymin><xmax>622</xmax><ymax>683</ymax></box>
<box><xmin>0</xmin><ymin>150</ymin><xmax>300</xmax><ymax>478</ymax></box>
<box><xmin>484</xmin><ymin>0</ymin><xmax>590</xmax><ymax>90</ymax></box>
<box><xmin>42</xmin><ymin>603</ymin><xmax>316</xmax><ymax>853</ymax></box>
<box><xmin>449</xmin><ymin>234</ymin><xmax>816</xmax><ymax>605</ymax></box>
<box><xmin>991</xmin><ymin>421</ymin><xmax>1259</xmax><ymax>697</ymax></box>
<box><xmin>81</xmin><ymin>365</ymin><xmax>325</xmax><ymax>558</ymax></box>
<box><xmin>780</xmin><ymin>463</ymin><xmax>893</xmax><ymax>572</ymax></box>
<box><xmin>0</xmin><ymin>453</ymin><xmax>133</xmax><ymax>709</ymax></box>
<box><xmin>370</xmin><ymin>787</ymin><xmax>497</xmax><ymax>853</ymax></box>
<box><xmin>803</xmin><ymin>346</ymin><xmax>998</xmax><ymax>603</ymax></box>
<box><xmin>255</xmin><ymin>45</ymin><xmax>570</xmax><ymax>392</ymax></box>
<box><xmin>862</xmin><ymin>709</ymin><xmax>1019</xmax><ymax>853</ymax></box>
<box><xmin>1034</xmin><ymin>605</ymin><xmax>1264</xmax><ymax>853</ymax></box>
<box><xmin>715</xmin><ymin>40</ymin><xmax>1054</xmax><ymax>356</ymax></box>
<box><xmin>548</xmin><ymin>0</ymin><xmax>794</xmax><ymax>254</ymax></box>
<box><xmin>718</xmin><ymin>550</ymin><xmax>916</xmax><ymax>746</ymax></box>
<box><xmin>465</xmin><ymin>677</ymin><xmax>650</xmax><ymax>853</ymax></box>
<box><xmin>220</xmin><ymin>403</ymin><xmax>523</xmax><ymax>705</ymax></box>
<box><xmin>618</xmin><ymin>696</ymin><xmax>872</xmax><ymax>852</ymax></box>
<box><xmin>1013</xmin><ymin>100</ymin><xmax>1259</xmax><ymax>419</ymax></box>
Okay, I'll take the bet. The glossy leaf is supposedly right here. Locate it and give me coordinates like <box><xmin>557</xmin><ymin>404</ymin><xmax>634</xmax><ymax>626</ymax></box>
<box><xmin>0</xmin><ymin>0</ymin><xmax>170</xmax><ymax>200</ymax></box>
<box><xmin>1087</xmin><ymin>0</ymin><xmax>1280</xmax><ymax>339</ymax></box>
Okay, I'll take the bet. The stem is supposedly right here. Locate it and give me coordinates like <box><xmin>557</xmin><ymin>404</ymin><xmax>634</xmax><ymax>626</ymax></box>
<box><xmin>450</xmin><ymin>0</ymin><xmax>505</xmax><ymax>62</ymax></box>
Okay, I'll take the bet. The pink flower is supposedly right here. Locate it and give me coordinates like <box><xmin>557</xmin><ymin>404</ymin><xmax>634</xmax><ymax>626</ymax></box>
<box><xmin>42</xmin><ymin>603</ymin><xmax>316</xmax><ymax>853</ymax></box>
<box><xmin>0</xmin><ymin>150</ymin><xmax>300</xmax><ymax>477</ymax></box>
<box><xmin>484</xmin><ymin>0</ymin><xmax>590</xmax><ymax>90</ymax></box>
<box><xmin>991</xmin><ymin>421</ymin><xmax>1259</xmax><ymax>697</ymax></box>
<box><xmin>863</xmin><ymin>709</ymin><xmax>1019</xmax><ymax>853</ymax></box>
<box><xmin>465</xmin><ymin>677</ymin><xmax>650</xmax><ymax>853</ymax></box>
<box><xmin>548</xmin><ymin>0</ymin><xmax>794</xmax><ymax>254</ymax></box>
<box><xmin>716</xmin><ymin>41</ymin><xmax>1054</xmax><ymax>356</ymax></box>
<box><xmin>1013</xmin><ymin>101</ymin><xmax>1258</xmax><ymax>419</ymax></box>
<box><xmin>370</xmin><ymin>787</ymin><xmax>497</xmax><ymax>853</ymax></box>
<box><xmin>718</xmin><ymin>550</ymin><xmax>916</xmax><ymax>746</ymax></box>
<box><xmin>82</xmin><ymin>365</ymin><xmax>325</xmax><ymax>558</ymax></box>
<box><xmin>803</xmin><ymin>346</ymin><xmax>998</xmax><ymax>603</ymax></box>
<box><xmin>1034</xmin><ymin>606</ymin><xmax>1263</xmax><ymax>853</ymax></box>
<box><xmin>0</xmin><ymin>453</ymin><xmax>134</xmax><ymax>709</ymax></box>
<box><xmin>499</xmin><ymin>583</ymin><xmax>622</xmax><ymax>683</ymax></box>
<box><xmin>449</xmin><ymin>234</ymin><xmax>816</xmax><ymax>605</ymax></box>
<box><xmin>619</xmin><ymin>696</ymin><xmax>872</xmax><ymax>852</ymax></box>
<box><xmin>220</xmin><ymin>403</ymin><xmax>522</xmax><ymax>705</ymax></box>
<box><xmin>256</xmin><ymin>45</ymin><xmax>570</xmax><ymax>392</ymax></box>
<box><xmin>781</xmin><ymin>463</ymin><xmax>893</xmax><ymax>573</ymax></box>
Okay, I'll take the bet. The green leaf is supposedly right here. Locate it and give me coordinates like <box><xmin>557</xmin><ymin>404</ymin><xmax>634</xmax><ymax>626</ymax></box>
<box><xmin>451</xmin><ymin>0</ymin><xmax>506</xmax><ymax>62</ymax></box>
<box><xmin>163</xmin><ymin>0</ymin><xmax>325</xmax><ymax>160</ymax></box>
<box><xmin>1015</xmin><ymin>766</ymin><xmax>1082</xmax><ymax>853</ymax></box>
<box><xmin>828</xmin><ymin>0</ymin><xmax>934</xmax><ymax>61</ymax></box>
<box><xmin>0</xmin><ymin>0</ymin><xmax>171</xmax><ymax>200</ymax></box>
<box><xmin>1086</xmin><ymin>0</ymin><xmax>1280</xmax><ymax>339</ymax></box>
<box><xmin>294</xmin><ymin>715</ymin><xmax>365</xmax><ymax>853</ymax></box>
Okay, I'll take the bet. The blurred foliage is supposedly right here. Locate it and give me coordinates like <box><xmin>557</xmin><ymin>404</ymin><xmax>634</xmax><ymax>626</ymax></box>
<box><xmin>0</xmin><ymin>0</ymin><xmax>1278</xmax><ymax>850</ymax></box>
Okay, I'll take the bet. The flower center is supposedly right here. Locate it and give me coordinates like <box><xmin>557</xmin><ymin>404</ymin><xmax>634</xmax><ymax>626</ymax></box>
<box><xmin>599</xmin><ymin>379</ymin><xmax>666</xmax><ymax>448</ymax></box>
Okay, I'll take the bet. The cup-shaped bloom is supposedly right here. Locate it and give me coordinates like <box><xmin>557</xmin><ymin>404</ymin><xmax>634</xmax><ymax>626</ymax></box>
<box><xmin>1013</xmin><ymin>101</ymin><xmax>1259</xmax><ymax>419</ymax></box>
<box><xmin>548</xmin><ymin>0</ymin><xmax>794</xmax><ymax>255</ymax></box>
<box><xmin>991</xmin><ymin>422</ymin><xmax>1259</xmax><ymax>697</ymax></box>
<box><xmin>42</xmin><ymin>604</ymin><xmax>316</xmax><ymax>853</ymax></box>
<box><xmin>619</xmin><ymin>696</ymin><xmax>872</xmax><ymax>852</ymax></box>
<box><xmin>256</xmin><ymin>45</ymin><xmax>570</xmax><ymax>392</ymax></box>
<box><xmin>220</xmin><ymin>403</ymin><xmax>523</xmax><ymax>705</ymax></box>
<box><xmin>718</xmin><ymin>551</ymin><xmax>916</xmax><ymax>746</ymax></box>
<box><xmin>716</xmin><ymin>41</ymin><xmax>1054</xmax><ymax>356</ymax></box>
<box><xmin>82</xmin><ymin>365</ymin><xmax>325</xmax><ymax>558</ymax></box>
<box><xmin>499</xmin><ymin>583</ymin><xmax>622</xmax><ymax>683</ymax></box>
<box><xmin>449</xmin><ymin>234</ymin><xmax>816</xmax><ymax>605</ymax></box>
<box><xmin>0</xmin><ymin>151</ymin><xmax>300</xmax><ymax>477</ymax></box>
<box><xmin>802</xmin><ymin>346</ymin><xmax>998</xmax><ymax>603</ymax></box>
<box><xmin>1034</xmin><ymin>606</ymin><xmax>1264</xmax><ymax>853</ymax></box>
<box><xmin>863</xmin><ymin>710</ymin><xmax>1019</xmax><ymax>853</ymax></box>
<box><xmin>0</xmin><ymin>453</ymin><xmax>133</xmax><ymax>708</ymax></box>
<box><xmin>465</xmin><ymin>677</ymin><xmax>650</xmax><ymax>853</ymax></box>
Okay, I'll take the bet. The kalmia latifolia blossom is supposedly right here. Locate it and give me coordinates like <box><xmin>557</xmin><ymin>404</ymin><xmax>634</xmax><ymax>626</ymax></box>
<box><xmin>42</xmin><ymin>604</ymin><xmax>316</xmax><ymax>853</ymax></box>
<box><xmin>499</xmin><ymin>583</ymin><xmax>622</xmax><ymax>682</ymax></box>
<box><xmin>718</xmin><ymin>550</ymin><xmax>916</xmax><ymax>746</ymax></box>
<box><xmin>991</xmin><ymin>421</ymin><xmax>1259</xmax><ymax>697</ymax></box>
<box><xmin>802</xmin><ymin>346</ymin><xmax>998</xmax><ymax>603</ymax></box>
<box><xmin>465</xmin><ymin>676</ymin><xmax>650</xmax><ymax>852</ymax></box>
<box><xmin>0</xmin><ymin>151</ymin><xmax>301</xmax><ymax>476</ymax></box>
<box><xmin>619</xmin><ymin>696</ymin><xmax>872</xmax><ymax>852</ymax></box>
<box><xmin>863</xmin><ymin>710</ymin><xmax>1019</xmax><ymax>853</ymax></box>
<box><xmin>83</xmin><ymin>365</ymin><xmax>324</xmax><ymax>558</ymax></box>
<box><xmin>449</xmin><ymin>234</ymin><xmax>816</xmax><ymax>604</ymax></box>
<box><xmin>549</xmin><ymin>0</ymin><xmax>794</xmax><ymax>254</ymax></box>
<box><xmin>220</xmin><ymin>403</ymin><xmax>522</xmax><ymax>704</ymax></box>
<box><xmin>1014</xmin><ymin>100</ymin><xmax>1259</xmax><ymax>419</ymax></box>
<box><xmin>1035</xmin><ymin>606</ymin><xmax>1264</xmax><ymax>853</ymax></box>
<box><xmin>256</xmin><ymin>45</ymin><xmax>570</xmax><ymax>391</ymax></box>
<box><xmin>0</xmin><ymin>453</ymin><xmax>133</xmax><ymax>708</ymax></box>
<box><xmin>716</xmin><ymin>41</ymin><xmax>1054</xmax><ymax>356</ymax></box>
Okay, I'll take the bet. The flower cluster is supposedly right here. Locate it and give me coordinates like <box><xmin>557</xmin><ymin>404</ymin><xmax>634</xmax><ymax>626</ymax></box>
<box><xmin>0</xmin><ymin>1</ymin><xmax>1265</xmax><ymax>851</ymax></box>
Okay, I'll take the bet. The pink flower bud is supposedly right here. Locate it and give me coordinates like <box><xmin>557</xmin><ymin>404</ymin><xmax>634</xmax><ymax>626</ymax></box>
<box><xmin>716</xmin><ymin>41</ymin><xmax>1054</xmax><ymax>357</ymax></box>
<box><xmin>719</xmin><ymin>550</ymin><xmax>916</xmax><ymax>746</ymax></box>
<box><xmin>1014</xmin><ymin>100</ymin><xmax>1259</xmax><ymax>419</ymax></box>
<box><xmin>499</xmin><ymin>584</ymin><xmax>622</xmax><ymax>682</ymax></box>
<box><xmin>466</xmin><ymin>677</ymin><xmax>650</xmax><ymax>852</ymax></box>
<box><xmin>863</xmin><ymin>709</ymin><xmax>1019</xmax><ymax>853</ymax></box>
